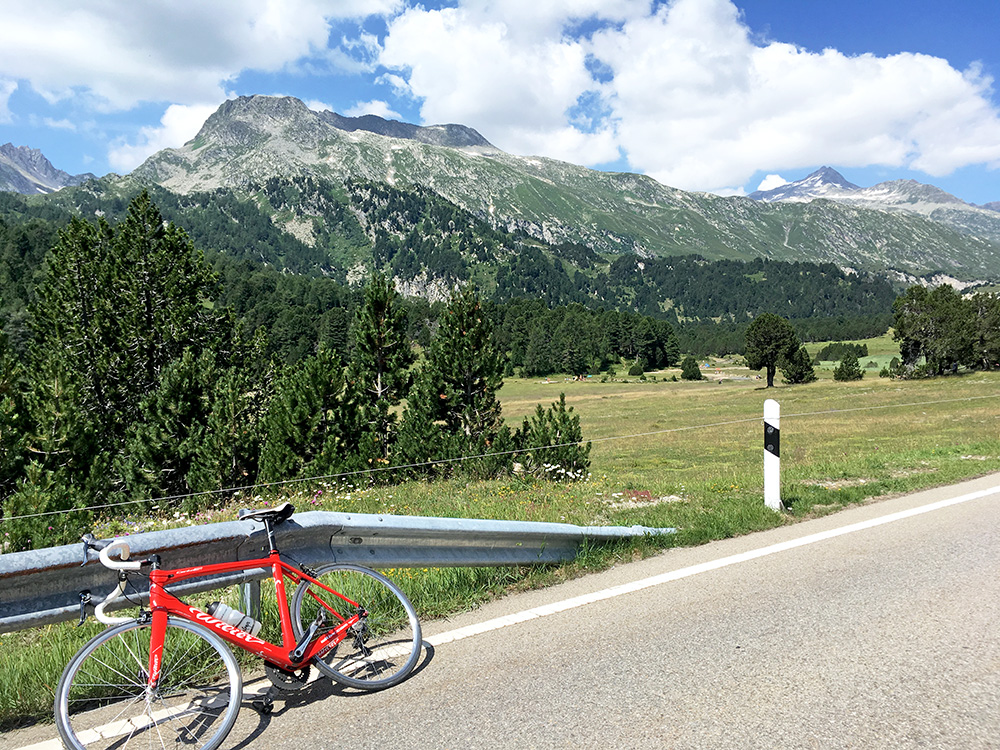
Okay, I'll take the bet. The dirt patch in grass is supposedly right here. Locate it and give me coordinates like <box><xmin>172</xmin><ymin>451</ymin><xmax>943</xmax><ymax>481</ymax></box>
<box><xmin>800</xmin><ymin>477</ymin><xmax>874</xmax><ymax>490</ymax></box>
<box><xmin>606</xmin><ymin>490</ymin><xmax>685</xmax><ymax>510</ymax></box>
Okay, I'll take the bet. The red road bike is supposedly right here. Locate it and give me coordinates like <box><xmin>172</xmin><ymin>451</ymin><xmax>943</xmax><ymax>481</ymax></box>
<box><xmin>54</xmin><ymin>502</ymin><xmax>422</xmax><ymax>750</ymax></box>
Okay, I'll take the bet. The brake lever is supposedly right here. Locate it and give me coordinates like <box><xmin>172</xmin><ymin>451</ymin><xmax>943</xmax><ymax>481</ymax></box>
<box><xmin>80</xmin><ymin>533</ymin><xmax>108</xmax><ymax>566</ymax></box>
<box><xmin>81</xmin><ymin>534</ymin><xmax>97</xmax><ymax>566</ymax></box>
<box><xmin>77</xmin><ymin>590</ymin><xmax>92</xmax><ymax>626</ymax></box>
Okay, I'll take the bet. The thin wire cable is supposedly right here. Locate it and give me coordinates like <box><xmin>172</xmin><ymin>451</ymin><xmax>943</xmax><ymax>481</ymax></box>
<box><xmin>3</xmin><ymin>391</ymin><xmax>998</xmax><ymax>523</ymax></box>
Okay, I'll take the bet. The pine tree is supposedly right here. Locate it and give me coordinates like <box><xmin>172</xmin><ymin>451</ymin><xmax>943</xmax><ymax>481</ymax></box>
<box><xmin>28</xmin><ymin>192</ymin><xmax>231</xmax><ymax>454</ymax></box>
<box><xmin>680</xmin><ymin>356</ymin><xmax>703</xmax><ymax>380</ymax></box>
<box><xmin>970</xmin><ymin>292</ymin><xmax>1000</xmax><ymax>370</ymax></box>
<box><xmin>0</xmin><ymin>327</ymin><xmax>27</xmax><ymax>504</ymax></box>
<box><xmin>259</xmin><ymin>348</ymin><xmax>349</xmax><ymax>482</ymax></box>
<box><xmin>188</xmin><ymin>361</ymin><xmax>271</xmax><ymax>497</ymax></box>
<box><xmin>347</xmin><ymin>272</ymin><xmax>415</xmax><ymax>465</ymax></box>
<box><xmin>655</xmin><ymin>319</ymin><xmax>682</xmax><ymax>368</ymax></box>
<box><xmin>423</xmin><ymin>286</ymin><xmax>505</xmax><ymax>460</ymax></box>
<box><xmin>23</xmin><ymin>191</ymin><xmax>236</xmax><ymax>524</ymax></box>
<box><xmin>119</xmin><ymin>350</ymin><xmax>215</xmax><ymax>506</ymax></box>
<box><xmin>523</xmin><ymin>317</ymin><xmax>556</xmax><ymax>376</ymax></box>
<box><xmin>517</xmin><ymin>393</ymin><xmax>591</xmax><ymax>480</ymax></box>
<box><xmin>745</xmin><ymin>313</ymin><xmax>800</xmax><ymax>387</ymax></box>
<box><xmin>892</xmin><ymin>284</ymin><xmax>973</xmax><ymax>375</ymax></box>
<box><xmin>833</xmin><ymin>351</ymin><xmax>864</xmax><ymax>381</ymax></box>
<box><xmin>781</xmin><ymin>346</ymin><xmax>818</xmax><ymax>384</ymax></box>
<box><xmin>28</xmin><ymin>215</ymin><xmax>117</xmax><ymax>433</ymax></box>
<box><xmin>395</xmin><ymin>366</ymin><xmax>447</xmax><ymax>477</ymax></box>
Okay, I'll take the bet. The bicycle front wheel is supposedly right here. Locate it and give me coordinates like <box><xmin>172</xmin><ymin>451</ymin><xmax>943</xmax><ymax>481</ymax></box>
<box><xmin>54</xmin><ymin>616</ymin><xmax>242</xmax><ymax>750</ymax></box>
<box><xmin>291</xmin><ymin>563</ymin><xmax>421</xmax><ymax>690</ymax></box>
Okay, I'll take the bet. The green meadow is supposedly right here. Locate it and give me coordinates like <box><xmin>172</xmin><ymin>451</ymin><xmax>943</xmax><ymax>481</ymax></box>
<box><xmin>3</xmin><ymin>334</ymin><xmax>1000</xmax><ymax>728</ymax></box>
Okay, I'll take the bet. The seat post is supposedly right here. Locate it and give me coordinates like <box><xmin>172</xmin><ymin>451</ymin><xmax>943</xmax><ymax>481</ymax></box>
<box><xmin>263</xmin><ymin>518</ymin><xmax>279</xmax><ymax>554</ymax></box>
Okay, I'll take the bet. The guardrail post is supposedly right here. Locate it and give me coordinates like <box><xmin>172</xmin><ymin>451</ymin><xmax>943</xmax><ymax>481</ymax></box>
<box><xmin>764</xmin><ymin>399</ymin><xmax>782</xmax><ymax>510</ymax></box>
<box><xmin>240</xmin><ymin>580</ymin><xmax>261</xmax><ymax>622</ymax></box>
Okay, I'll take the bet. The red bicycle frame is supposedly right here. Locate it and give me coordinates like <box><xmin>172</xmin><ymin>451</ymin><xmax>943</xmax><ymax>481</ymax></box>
<box><xmin>144</xmin><ymin>550</ymin><xmax>362</xmax><ymax>687</ymax></box>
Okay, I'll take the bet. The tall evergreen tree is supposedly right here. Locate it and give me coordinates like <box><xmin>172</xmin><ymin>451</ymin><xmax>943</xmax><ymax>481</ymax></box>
<box><xmin>29</xmin><ymin>192</ymin><xmax>231</xmax><ymax>449</ymax></box>
<box><xmin>893</xmin><ymin>285</ymin><xmax>975</xmax><ymax>375</ymax></box>
<box><xmin>29</xmin><ymin>216</ymin><xmax>116</xmax><ymax>432</ymax></box>
<box><xmin>119</xmin><ymin>350</ymin><xmax>217</xmax><ymax>506</ymax></box>
<box><xmin>21</xmin><ymin>191</ymin><xmax>236</xmax><ymax>526</ymax></box>
<box><xmin>423</xmin><ymin>286</ymin><xmax>505</xmax><ymax>458</ymax></box>
<box><xmin>969</xmin><ymin>292</ymin><xmax>1000</xmax><ymax>370</ymax></box>
<box><xmin>744</xmin><ymin>313</ymin><xmax>800</xmax><ymax>387</ymax></box>
<box><xmin>188</xmin><ymin>358</ymin><xmax>271</xmax><ymax>496</ymax></box>
<box><xmin>0</xmin><ymin>327</ymin><xmax>27</xmax><ymax>504</ymax></box>
<box><xmin>523</xmin><ymin>315</ymin><xmax>557</xmax><ymax>376</ymax></box>
<box><xmin>781</xmin><ymin>346</ymin><xmax>818</xmax><ymax>385</ymax></box>
<box><xmin>395</xmin><ymin>366</ymin><xmax>447</xmax><ymax>476</ymax></box>
<box><xmin>347</xmin><ymin>273</ymin><xmax>414</xmax><ymax>464</ymax></box>
<box><xmin>259</xmin><ymin>348</ymin><xmax>349</xmax><ymax>481</ymax></box>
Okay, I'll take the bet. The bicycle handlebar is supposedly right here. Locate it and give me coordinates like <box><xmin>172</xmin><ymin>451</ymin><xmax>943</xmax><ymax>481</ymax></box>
<box><xmin>99</xmin><ymin>540</ymin><xmax>142</xmax><ymax>571</ymax></box>
<box><xmin>94</xmin><ymin>577</ymin><xmax>131</xmax><ymax>625</ymax></box>
<box><xmin>95</xmin><ymin>540</ymin><xmax>141</xmax><ymax>625</ymax></box>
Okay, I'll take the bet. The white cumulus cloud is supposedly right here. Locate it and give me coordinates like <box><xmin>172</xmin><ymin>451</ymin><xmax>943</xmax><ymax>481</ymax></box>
<box><xmin>377</xmin><ymin>0</ymin><xmax>1000</xmax><ymax>192</ymax></box>
<box><xmin>0</xmin><ymin>79</ymin><xmax>15</xmax><ymax>123</ymax></box>
<box><xmin>380</xmin><ymin>4</ymin><xmax>620</xmax><ymax>163</ymax></box>
<box><xmin>108</xmin><ymin>103</ymin><xmax>219</xmax><ymax>173</ymax></box>
<box><xmin>344</xmin><ymin>100</ymin><xmax>403</xmax><ymax>119</ymax></box>
<box><xmin>756</xmin><ymin>174</ymin><xmax>789</xmax><ymax>192</ymax></box>
<box><xmin>0</xmin><ymin>1</ymin><xmax>399</xmax><ymax>111</ymax></box>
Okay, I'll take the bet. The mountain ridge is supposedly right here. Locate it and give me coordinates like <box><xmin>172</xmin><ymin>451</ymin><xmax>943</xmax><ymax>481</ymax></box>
<box><xmin>128</xmin><ymin>95</ymin><xmax>1000</xmax><ymax>279</ymax></box>
<box><xmin>0</xmin><ymin>143</ymin><xmax>95</xmax><ymax>194</ymax></box>
<box><xmin>7</xmin><ymin>95</ymin><xmax>1000</xmax><ymax>280</ymax></box>
<box><xmin>748</xmin><ymin>166</ymin><xmax>1000</xmax><ymax>242</ymax></box>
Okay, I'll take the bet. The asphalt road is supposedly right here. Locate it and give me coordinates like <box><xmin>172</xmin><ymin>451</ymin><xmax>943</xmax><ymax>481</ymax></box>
<box><xmin>8</xmin><ymin>474</ymin><xmax>1000</xmax><ymax>749</ymax></box>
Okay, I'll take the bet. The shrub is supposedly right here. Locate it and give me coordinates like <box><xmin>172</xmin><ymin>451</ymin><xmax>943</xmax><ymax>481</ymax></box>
<box><xmin>517</xmin><ymin>393</ymin><xmax>591</xmax><ymax>479</ymax></box>
<box><xmin>833</xmin><ymin>352</ymin><xmax>864</xmax><ymax>381</ymax></box>
<box><xmin>680</xmin><ymin>356</ymin><xmax>703</xmax><ymax>380</ymax></box>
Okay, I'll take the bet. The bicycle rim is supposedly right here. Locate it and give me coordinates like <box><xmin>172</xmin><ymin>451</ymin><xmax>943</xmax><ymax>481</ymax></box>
<box><xmin>292</xmin><ymin>564</ymin><xmax>422</xmax><ymax>690</ymax></box>
<box><xmin>54</xmin><ymin>616</ymin><xmax>242</xmax><ymax>750</ymax></box>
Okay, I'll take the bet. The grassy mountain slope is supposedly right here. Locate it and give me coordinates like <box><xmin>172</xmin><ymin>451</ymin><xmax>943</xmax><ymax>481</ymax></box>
<box><xmin>130</xmin><ymin>95</ymin><xmax>1000</xmax><ymax>280</ymax></box>
<box><xmin>3</xmin><ymin>176</ymin><xmax>896</xmax><ymax>330</ymax></box>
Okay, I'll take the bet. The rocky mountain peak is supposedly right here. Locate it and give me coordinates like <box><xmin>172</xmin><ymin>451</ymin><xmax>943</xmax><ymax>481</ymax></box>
<box><xmin>749</xmin><ymin>166</ymin><xmax>859</xmax><ymax>202</ymax></box>
<box><xmin>127</xmin><ymin>96</ymin><xmax>1000</xmax><ymax>278</ymax></box>
<box><xmin>191</xmin><ymin>95</ymin><xmax>322</xmax><ymax>146</ymax></box>
<box><xmin>0</xmin><ymin>142</ymin><xmax>95</xmax><ymax>194</ymax></box>
<box><xmin>189</xmin><ymin>95</ymin><xmax>493</xmax><ymax>152</ymax></box>
<box><xmin>806</xmin><ymin>166</ymin><xmax>859</xmax><ymax>189</ymax></box>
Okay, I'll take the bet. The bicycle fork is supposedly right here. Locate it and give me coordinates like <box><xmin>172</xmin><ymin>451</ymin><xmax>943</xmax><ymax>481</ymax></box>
<box><xmin>146</xmin><ymin>609</ymin><xmax>168</xmax><ymax>700</ymax></box>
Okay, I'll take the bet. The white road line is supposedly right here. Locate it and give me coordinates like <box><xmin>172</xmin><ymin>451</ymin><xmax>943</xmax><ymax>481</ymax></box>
<box><xmin>425</xmin><ymin>484</ymin><xmax>1000</xmax><ymax>647</ymax></box>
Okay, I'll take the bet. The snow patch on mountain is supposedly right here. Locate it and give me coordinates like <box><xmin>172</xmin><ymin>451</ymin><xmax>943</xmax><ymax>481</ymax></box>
<box><xmin>749</xmin><ymin>166</ymin><xmax>1000</xmax><ymax>245</ymax></box>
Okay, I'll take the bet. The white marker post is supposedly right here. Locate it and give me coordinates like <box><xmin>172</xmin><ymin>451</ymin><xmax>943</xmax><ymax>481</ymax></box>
<box><xmin>764</xmin><ymin>399</ymin><xmax>782</xmax><ymax>511</ymax></box>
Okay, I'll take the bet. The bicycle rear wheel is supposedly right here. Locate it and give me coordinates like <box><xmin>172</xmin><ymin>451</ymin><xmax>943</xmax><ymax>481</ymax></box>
<box><xmin>54</xmin><ymin>616</ymin><xmax>242</xmax><ymax>750</ymax></box>
<box><xmin>291</xmin><ymin>563</ymin><xmax>421</xmax><ymax>690</ymax></box>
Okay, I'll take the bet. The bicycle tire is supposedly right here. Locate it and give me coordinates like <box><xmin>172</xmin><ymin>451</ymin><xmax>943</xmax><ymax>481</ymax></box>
<box><xmin>291</xmin><ymin>563</ymin><xmax>422</xmax><ymax>690</ymax></box>
<box><xmin>54</xmin><ymin>616</ymin><xmax>242</xmax><ymax>750</ymax></box>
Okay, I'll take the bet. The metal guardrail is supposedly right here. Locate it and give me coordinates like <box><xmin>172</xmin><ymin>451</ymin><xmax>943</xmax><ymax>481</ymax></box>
<box><xmin>0</xmin><ymin>510</ymin><xmax>674</xmax><ymax>633</ymax></box>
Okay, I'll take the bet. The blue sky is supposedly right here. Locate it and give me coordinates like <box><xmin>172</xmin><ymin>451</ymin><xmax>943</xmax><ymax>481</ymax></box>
<box><xmin>1</xmin><ymin>0</ymin><xmax>998</xmax><ymax>204</ymax></box>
